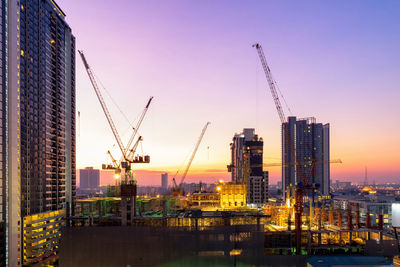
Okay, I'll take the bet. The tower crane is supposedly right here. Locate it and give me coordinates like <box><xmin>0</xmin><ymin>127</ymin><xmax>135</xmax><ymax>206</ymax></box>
<box><xmin>79</xmin><ymin>50</ymin><xmax>152</xmax><ymax>185</ymax></box>
<box><xmin>79</xmin><ymin>50</ymin><xmax>126</xmax><ymax>156</ymax></box>
<box><xmin>126</xmin><ymin>136</ymin><xmax>143</xmax><ymax>163</ymax></box>
<box><xmin>102</xmin><ymin>97</ymin><xmax>152</xmax><ymax>180</ymax></box>
<box><xmin>120</xmin><ymin>97</ymin><xmax>153</xmax><ymax>163</ymax></box>
<box><xmin>172</xmin><ymin>122</ymin><xmax>211</xmax><ymax>196</ymax></box>
<box><xmin>253</xmin><ymin>43</ymin><xmax>320</xmax><ymax>255</ymax></box>
<box><xmin>253</xmin><ymin>43</ymin><xmax>286</xmax><ymax>124</ymax></box>
<box><xmin>107</xmin><ymin>150</ymin><xmax>120</xmax><ymax>169</ymax></box>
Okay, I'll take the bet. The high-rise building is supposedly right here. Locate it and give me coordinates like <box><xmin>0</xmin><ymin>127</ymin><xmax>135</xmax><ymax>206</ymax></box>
<box><xmin>282</xmin><ymin>117</ymin><xmax>329</xmax><ymax>200</ymax></box>
<box><xmin>1</xmin><ymin>1</ymin><xmax>75</xmax><ymax>265</ymax></box>
<box><xmin>80</xmin><ymin>167</ymin><xmax>100</xmax><ymax>189</ymax></box>
<box><xmin>161</xmin><ymin>173</ymin><xmax>168</xmax><ymax>190</ymax></box>
<box><xmin>230</xmin><ymin>128</ymin><xmax>268</xmax><ymax>205</ymax></box>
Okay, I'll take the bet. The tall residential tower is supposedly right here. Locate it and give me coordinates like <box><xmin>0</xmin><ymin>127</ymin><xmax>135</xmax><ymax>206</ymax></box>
<box><xmin>282</xmin><ymin>117</ymin><xmax>329</xmax><ymax>200</ymax></box>
<box><xmin>1</xmin><ymin>0</ymin><xmax>75</xmax><ymax>265</ymax></box>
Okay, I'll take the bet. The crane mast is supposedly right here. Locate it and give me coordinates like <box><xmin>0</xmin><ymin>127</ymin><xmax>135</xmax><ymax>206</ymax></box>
<box><xmin>78</xmin><ymin>50</ymin><xmax>126</xmax><ymax>156</ymax></box>
<box><xmin>253</xmin><ymin>43</ymin><xmax>286</xmax><ymax>124</ymax></box>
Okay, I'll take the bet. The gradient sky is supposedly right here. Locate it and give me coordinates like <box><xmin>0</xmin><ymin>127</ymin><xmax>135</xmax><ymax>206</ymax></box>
<box><xmin>58</xmin><ymin>0</ymin><xmax>400</xmax><ymax>186</ymax></box>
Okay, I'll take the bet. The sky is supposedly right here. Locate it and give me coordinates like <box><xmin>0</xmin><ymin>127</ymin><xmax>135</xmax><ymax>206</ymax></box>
<box><xmin>57</xmin><ymin>0</ymin><xmax>400</xmax><ymax>186</ymax></box>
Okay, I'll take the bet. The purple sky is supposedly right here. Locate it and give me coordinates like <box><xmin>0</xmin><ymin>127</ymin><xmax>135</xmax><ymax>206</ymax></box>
<box><xmin>58</xmin><ymin>0</ymin><xmax>400</xmax><ymax>185</ymax></box>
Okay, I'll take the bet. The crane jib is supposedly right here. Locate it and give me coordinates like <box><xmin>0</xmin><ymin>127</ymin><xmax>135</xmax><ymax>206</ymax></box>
<box><xmin>79</xmin><ymin>50</ymin><xmax>126</xmax><ymax>156</ymax></box>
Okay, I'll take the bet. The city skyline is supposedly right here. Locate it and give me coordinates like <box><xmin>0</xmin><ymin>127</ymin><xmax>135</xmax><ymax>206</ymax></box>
<box><xmin>59</xmin><ymin>0</ymin><xmax>399</xmax><ymax>185</ymax></box>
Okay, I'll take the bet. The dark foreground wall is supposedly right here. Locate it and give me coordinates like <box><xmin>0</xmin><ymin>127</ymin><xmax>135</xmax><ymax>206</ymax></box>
<box><xmin>59</xmin><ymin>226</ymin><xmax>306</xmax><ymax>267</ymax></box>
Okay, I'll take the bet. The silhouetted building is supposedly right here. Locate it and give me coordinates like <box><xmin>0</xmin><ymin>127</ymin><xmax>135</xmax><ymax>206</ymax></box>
<box><xmin>161</xmin><ymin>173</ymin><xmax>168</xmax><ymax>190</ymax></box>
<box><xmin>282</xmin><ymin>117</ymin><xmax>329</xmax><ymax>200</ymax></box>
<box><xmin>80</xmin><ymin>167</ymin><xmax>100</xmax><ymax>189</ymax></box>
<box><xmin>0</xmin><ymin>0</ymin><xmax>75</xmax><ymax>265</ymax></box>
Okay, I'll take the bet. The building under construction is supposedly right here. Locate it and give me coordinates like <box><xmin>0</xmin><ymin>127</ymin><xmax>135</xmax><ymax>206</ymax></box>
<box><xmin>61</xmin><ymin>194</ymin><xmax>400</xmax><ymax>266</ymax></box>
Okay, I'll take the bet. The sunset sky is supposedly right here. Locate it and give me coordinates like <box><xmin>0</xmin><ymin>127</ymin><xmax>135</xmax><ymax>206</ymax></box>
<box><xmin>58</xmin><ymin>0</ymin><xmax>400</xmax><ymax>186</ymax></box>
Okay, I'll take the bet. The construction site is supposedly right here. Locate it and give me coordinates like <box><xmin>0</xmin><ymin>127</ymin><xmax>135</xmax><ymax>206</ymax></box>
<box><xmin>62</xmin><ymin>46</ymin><xmax>400</xmax><ymax>266</ymax></box>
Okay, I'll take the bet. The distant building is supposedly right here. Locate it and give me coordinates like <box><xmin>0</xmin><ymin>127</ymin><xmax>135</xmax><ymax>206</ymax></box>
<box><xmin>335</xmin><ymin>180</ymin><xmax>353</xmax><ymax>190</ymax></box>
<box><xmin>230</xmin><ymin>128</ymin><xmax>268</xmax><ymax>205</ymax></box>
<box><xmin>161</xmin><ymin>173</ymin><xmax>168</xmax><ymax>189</ymax></box>
<box><xmin>80</xmin><ymin>167</ymin><xmax>100</xmax><ymax>189</ymax></box>
<box><xmin>277</xmin><ymin>181</ymin><xmax>282</xmax><ymax>191</ymax></box>
<box><xmin>182</xmin><ymin>183</ymin><xmax>201</xmax><ymax>194</ymax></box>
<box><xmin>282</xmin><ymin>117</ymin><xmax>330</xmax><ymax>200</ymax></box>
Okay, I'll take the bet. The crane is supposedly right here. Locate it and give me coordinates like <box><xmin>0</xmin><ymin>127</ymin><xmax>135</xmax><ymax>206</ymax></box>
<box><xmin>107</xmin><ymin>150</ymin><xmax>120</xmax><ymax>170</ymax></box>
<box><xmin>78</xmin><ymin>50</ymin><xmax>125</xmax><ymax>156</ymax></box>
<box><xmin>253</xmin><ymin>43</ymin><xmax>286</xmax><ymax>124</ymax></box>
<box><xmin>79</xmin><ymin>50</ymin><xmax>152</xmax><ymax>185</ymax></box>
<box><xmin>126</xmin><ymin>136</ymin><xmax>143</xmax><ymax>163</ymax></box>
<box><xmin>172</xmin><ymin>122</ymin><xmax>211</xmax><ymax>196</ymax></box>
<box><xmin>103</xmin><ymin>97</ymin><xmax>152</xmax><ymax>173</ymax></box>
<box><xmin>253</xmin><ymin>43</ymin><xmax>319</xmax><ymax>255</ymax></box>
<box><xmin>120</xmin><ymin>96</ymin><xmax>153</xmax><ymax>163</ymax></box>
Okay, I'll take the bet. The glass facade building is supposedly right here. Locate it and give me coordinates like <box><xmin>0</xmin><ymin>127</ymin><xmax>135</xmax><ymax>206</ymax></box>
<box><xmin>282</xmin><ymin>116</ymin><xmax>330</xmax><ymax>200</ymax></box>
<box><xmin>0</xmin><ymin>1</ymin><xmax>10</xmax><ymax>264</ymax></box>
<box><xmin>0</xmin><ymin>0</ymin><xmax>75</xmax><ymax>265</ymax></box>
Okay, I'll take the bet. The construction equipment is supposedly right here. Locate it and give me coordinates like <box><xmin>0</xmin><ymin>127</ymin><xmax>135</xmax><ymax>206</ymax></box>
<box><xmin>172</xmin><ymin>122</ymin><xmax>211</xmax><ymax>196</ymax></box>
<box><xmin>79</xmin><ymin>50</ymin><xmax>152</xmax><ymax>185</ymax></box>
<box><xmin>253</xmin><ymin>43</ymin><xmax>320</xmax><ymax>255</ymax></box>
<box><xmin>121</xmin><ymin>97</ymin><xmax>153</xmax><ymax>163</ymax></box>
<box><xmin>79</xmin><ymin>50</ymin><xmax>126</xmax><ymax>157</ymax></box>
<box><xmin>253</xmin><ymin>43</ymin><xmax>286</xmax><ymax>123</ymax></box>
<box><xmin>107</xmin><ymin>150</ymin><xmax>120</xmax><ymax>170</ymax></box>
<box><xmin>126</xmin><ymin>136</ymin><xmax>143</xmax><ymax>163</ymax></box>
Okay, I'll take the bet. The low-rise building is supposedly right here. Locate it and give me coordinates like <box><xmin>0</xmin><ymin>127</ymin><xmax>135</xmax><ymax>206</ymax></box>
<box><xmin>191</xmin><ymin>193</ymin><xmax>220</xmax><ymax>208</ymax></box>
<box><xmin>217</xmin><ymin>182</ymin><xmax>247</xmax><ymax>208</ymax></box>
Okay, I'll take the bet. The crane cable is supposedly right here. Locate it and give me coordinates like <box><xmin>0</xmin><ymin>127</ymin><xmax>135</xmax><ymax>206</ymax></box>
<box><xmin>272</xmin><ymin>74</ymin><xmax>292</xmax><ymax>115</ymax></box>
<box><xmin>92</xmin><ymin>70</ymin><xmax>144</xmax><ymax>148</ymax></box>
<box><xmin>92</xmin><ymin>71</ymin><xmax>133</xmax><ymax>128</ymax></box>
